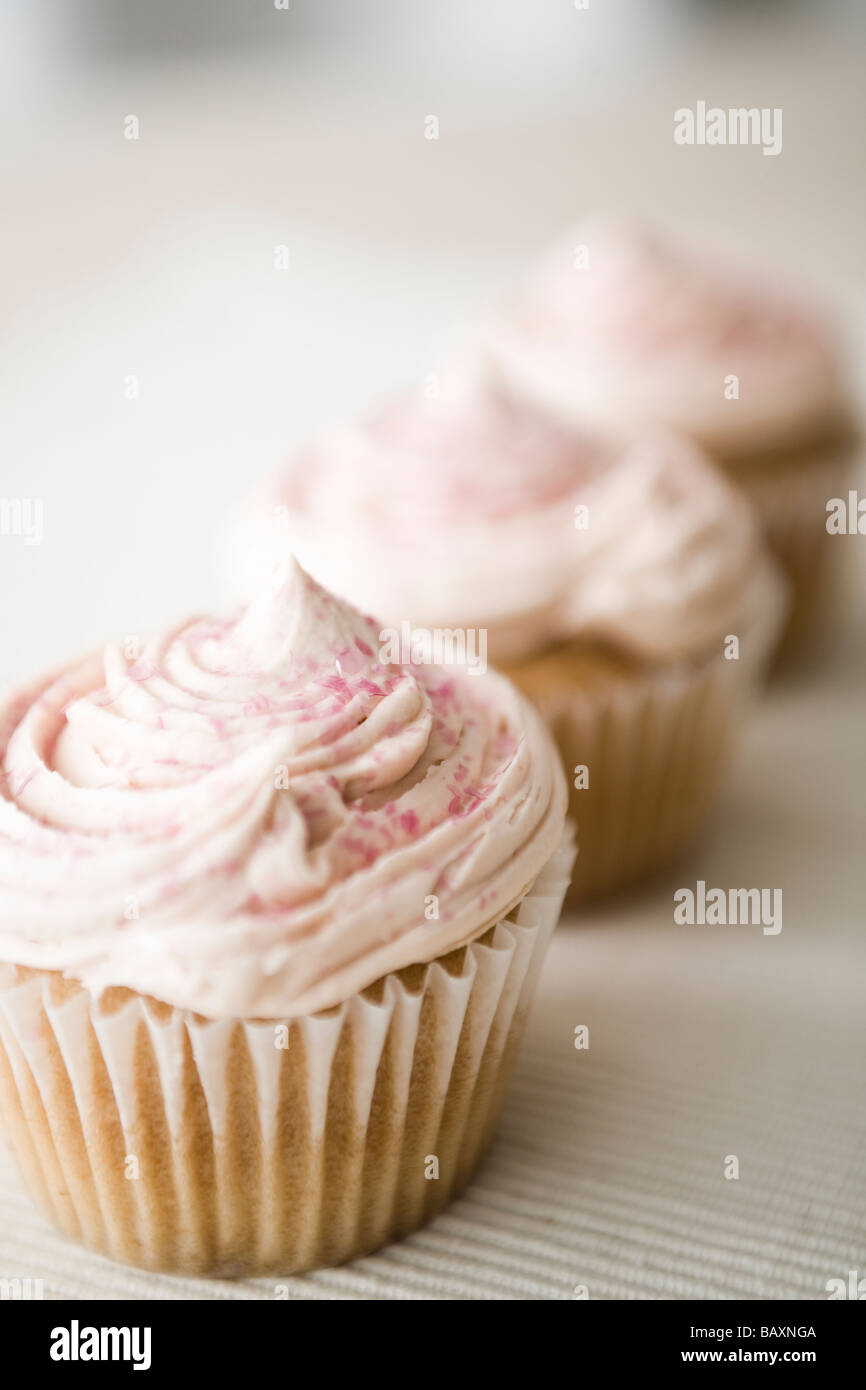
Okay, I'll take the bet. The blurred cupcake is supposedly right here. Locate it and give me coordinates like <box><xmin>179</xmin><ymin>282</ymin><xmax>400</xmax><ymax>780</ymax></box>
<box><xmin>224</xmin><ymin>378</ymin><xmax>786</xmax><ymax>902</ymax></box>
<box><xmin>0</xmin><ymin>561</ymin><xmax>570</xmax><ymax>1275</ymax></box>
<box><xmin>481</xmin><ymin>220</ymin><xmax>861</xmax><ymax>659</ymax></box>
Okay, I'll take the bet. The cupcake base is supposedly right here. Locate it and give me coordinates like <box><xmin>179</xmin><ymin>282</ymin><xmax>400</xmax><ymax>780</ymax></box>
<box><xmin>719</xmin><ymin>434</ymin><xmax>858</xmax><ymax>666</ymax></box>
<box><xmin>501</xmin><ymin>616</ymin><xmax>777</xmax><ymax>905</ymax></box>
<box><xmin>0</xmin><ymin>832</ymin><xmax>573</xmax><ymax>1277</ymax></box>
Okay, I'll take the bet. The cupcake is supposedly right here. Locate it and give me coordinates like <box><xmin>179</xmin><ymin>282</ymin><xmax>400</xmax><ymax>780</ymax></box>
<box><xmin>224</xmin><ymin>377</ymin><xmax>786</xmax><ymax>902</ymax></box>
<box><xmin>0</xmin><ymin>560</ymin><xmax>570</xmax><ymax>1275</ymax></box>
<box><xmin>480</xmin><ymin>220</ymin><xmax>860</xmax><ymax>659</ymax></box>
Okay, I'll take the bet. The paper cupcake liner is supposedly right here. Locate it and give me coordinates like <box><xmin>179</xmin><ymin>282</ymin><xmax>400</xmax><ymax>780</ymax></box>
<box><xmin>727</xmin><ymin>440</ymin><xmax>859</xmax><ymax>661</ymax></box>
<box><xmin>0</xmin><ymin>829</ymin><xmax>574</xmax><ymax>1278</ymax></box>
<box><xmin>509</xmin><ymin>604</ymin><xmax>779</xmax><ymax>905</ymax></box>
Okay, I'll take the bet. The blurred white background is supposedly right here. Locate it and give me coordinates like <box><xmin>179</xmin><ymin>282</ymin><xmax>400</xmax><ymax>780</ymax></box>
<box><xmin>1</xmin><ymin>0</ymin><xmax>865</xmax><ymax>682</ymax></box>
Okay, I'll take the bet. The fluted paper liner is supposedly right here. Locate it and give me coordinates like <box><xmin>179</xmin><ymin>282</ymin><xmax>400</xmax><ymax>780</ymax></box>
<box><xmin>510</xmin><ymin>599</ymin><xmax>781</xmax><ymax>904</ymax></box>
<box><xmin>0</xmin><ymin>829</ymin><xmax>574</xmax><ymax>1277</ymax></box>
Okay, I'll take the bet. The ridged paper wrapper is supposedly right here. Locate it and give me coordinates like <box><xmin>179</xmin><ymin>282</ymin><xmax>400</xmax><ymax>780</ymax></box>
<box><xmin>506</xmin><ymin>581</ymin><xmax>784</xmax><ymax>904</ymax></box>
<box><xmin>0</xmin><ymin>830</ymin><xmax>575</xmax><ymax>1277</ymax></box>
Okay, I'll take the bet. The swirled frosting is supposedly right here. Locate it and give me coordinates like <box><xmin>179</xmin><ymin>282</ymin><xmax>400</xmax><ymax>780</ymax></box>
<box><xmin>0</xmin><ymin>561</ymin><xmax>566</xmax><ymax>1019</ymax></box>
<box><xmin>483</xmin><ymin>220</ymin><xmax>854</xmax><ymax>459</ymax></box>
<box><xmin>226</xmin><ymin>374</ymin><xmax>784</xmax><ymax>664</ymax></box>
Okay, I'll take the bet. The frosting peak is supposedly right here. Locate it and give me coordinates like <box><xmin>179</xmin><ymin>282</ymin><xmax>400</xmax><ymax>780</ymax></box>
<box><xmin>274</xmin><ymin>373</ymin><xmax>609</xmax><ymax>527</ymax></box>
<box><xmin>485</xmin><ymin>218</ymin><xmax>852</xmax><ymax>456</ymax></box>
<box><xmin>0</xmin><ymin>562</ymin><xmax>565</xmax><ymax>1019</ymax></box>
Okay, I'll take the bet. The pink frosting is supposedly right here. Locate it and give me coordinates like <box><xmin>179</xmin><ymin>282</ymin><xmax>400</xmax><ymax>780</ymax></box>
<box><xmin>483</xmin><ymin>219</ymin><xmax>851</xmax><ymax>456</ymax></box>
<box><xmin>278</xmin><ymin>376</ymin><xmax>609</xmax><ymax>527</ymax></box>
<box><xmin>226</xmin><ymin>375</ymin><xmax>783</xmax><ymax>663</ymax></box>
<box><xmin>0</xmin><ymin>562</ymin><xmax>565</xmax><ymax>1019</ymax></box>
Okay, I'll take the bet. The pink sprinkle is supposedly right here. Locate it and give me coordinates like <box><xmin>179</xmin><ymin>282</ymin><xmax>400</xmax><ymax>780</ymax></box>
<box><xmin>448</xmin><ymin>789</ymin><xmax>482</xmax><ymax>818</ymax></box>
<box><xmin>399</xmin><ymin>809</ymin><xmax>419</xmax><ymax>836</ymax></box>
<box><xmin>13</xmin><ymin>767</ymin><xmax>39</xmax><ymax>797</ymax></box>
<box><xmin>318</xmin><ymin>674</ymin><xmax>352</xmax><ymax>703</ymax></box>
<box><xmin>342</xmin><ymin>835</ymin><xmax>378</xmax><ymax>867</ymax></box>
<box><xmin>433</xmin><ymin>678</ymin><xmax>457</xmax><ymax>707</ymax></box>
<box><xmin>243</xmin><ymin>693</ymin><xmax>271</xmax><ymax>716</ymax></box>
<box><xmin>207</xmin><ymin>858</ymin><xmax>241</xmax><ymax>877</ymax></box>
<box><xmin>128</xmin><ymin>660</ymin><xmax>156</xmax><ymax>683</ymax></box>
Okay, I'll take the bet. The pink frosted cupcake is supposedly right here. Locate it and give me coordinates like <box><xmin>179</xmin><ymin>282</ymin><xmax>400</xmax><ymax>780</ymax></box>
<box><xmin>481</xmin><ymin>220</ymin><xmax>861</xmax><ymax>658</ymax></box>
<box><xmin>224</xmin><ymin>377</ymin><xmax>786</xmax><ymax>901</ymax></box>
<box><xmin>0</xmin><ymin>561</ymin><xmax>570</xmax><ymax>1274</ymax></box>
